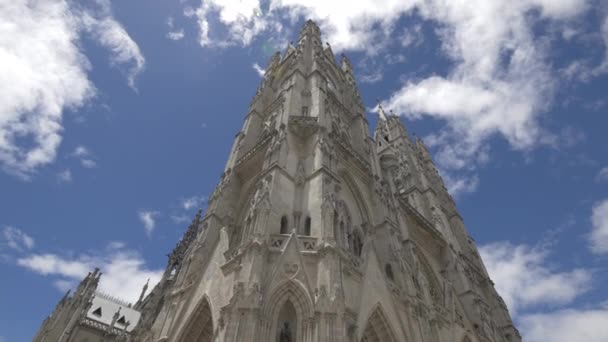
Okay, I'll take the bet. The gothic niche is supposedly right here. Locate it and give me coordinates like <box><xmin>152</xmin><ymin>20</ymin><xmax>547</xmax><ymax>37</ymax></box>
<box><xmin>333</xmin><ymin>200</ymin><xmax>352</xmax><ymax>251</ymax></box>
<box><xmin>277</xmin><ymin>300</ymin><xmax>297</xmax><ymax>342</ymax></box>
<box><xmin>280</xmin><ymin>215</ymin><xmax>289</xmax><ymax>234</ymax></box>
<box><xmin>303</xmin><ymin>216</ymin><xmax>311</xmax><ymax>236</ymax></box>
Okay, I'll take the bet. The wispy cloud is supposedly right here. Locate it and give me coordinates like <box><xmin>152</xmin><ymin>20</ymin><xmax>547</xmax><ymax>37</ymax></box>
<box><xmin>71</xmin><ymin>145</ymin><xmax>97</xmax><ymax>168</ymax></box>
<box><xmin>590</xmin><ymin>199</ymin><xmax>608</xmax><ymax>254</ymax></box>
<box><xmin>252</xmin><ymin>63</ymin><xmax>265</xmax><ymax>77</ymax></box>
<box><xmin>171</xmin><ymin>214</ymin><xmax>191</xmax><ymax>224</ymax></box>
<box><xmin>480</xmin><ymin>241</ymin><xmax>592</xmax><ymax>317</ymax></box>
<box><xmin>596</xmin><ymin>167</ymin><xmax>608</xmax><ymax>183</ymax></box>
<box><xmin>81</xmin><ymin>1</ymin><xmax>146</xmax><ymax>90</ymax></box>
<box><xmin>359</xmin><ymin>70</ymin><xmax>383</xmax><ymax>84</ymax></box>
<box><xmin>57</xmin><ymin>169</ymin><xmax>73</xmax><ymax>183</ymax></box>
<box><xmin>2</xmin><ymin>226</ymin><xmax>35</xmax><ymax>252</ymax></box>
<box><xmin>16</xmin><ymin>242</ymin><xmax>162</xmax><ymax>303</ymax></box>
<box><xmin>166</xmin><ymin>16</ymin><xmax>185</xmax><ymax>41</ymax></box>
<box><xmin>138</xmin><ymin>210</ymin><xmax>160</xmax><ymax>237</ymax></box>
<box><xmin>520</xmin><ymin>305</ymin><xmax>608</xmax><ymax>342</ymax></box>
<box><xmin>167</xmin><ymin>29</ymin><xmax>185</xmax><ymax>40</ymax></box>
<box><xmin>0</xmin><ymin>0</ymin><xmax>143</xmax><ymax>178</ymax></box>
<box><xmin>181</xmin><ymin>195</ymin><xmax>206</xmax><ymax>211</ymax></box>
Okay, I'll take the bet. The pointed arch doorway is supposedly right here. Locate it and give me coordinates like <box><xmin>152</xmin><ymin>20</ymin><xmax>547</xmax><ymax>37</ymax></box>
<box><xmin>180</xmin><ymin>297</ymin><xmax>214</xmax><ymax>342</ymax></box>
<box><xmin>361</xmin><ymin>306</ymin><xmax>397</xmax><ymax>342</ymax></box>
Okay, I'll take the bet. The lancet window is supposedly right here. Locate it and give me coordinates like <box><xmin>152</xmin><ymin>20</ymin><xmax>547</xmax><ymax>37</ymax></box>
<box><xmin>303</xmin><ymin>216</ymin><xmax>311</xmax><ymax>236</ymax></box>
<box><xmin>280</xmin><ymin>215</ymin><xmax>289</xmax><ymax>234</ymax></box>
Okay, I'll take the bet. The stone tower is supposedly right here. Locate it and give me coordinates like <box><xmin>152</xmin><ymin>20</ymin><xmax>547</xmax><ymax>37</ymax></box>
<box><xmin>36</xmin><ymin>20</ymin><xmax>521</xmax><ymax>342</ymax></box>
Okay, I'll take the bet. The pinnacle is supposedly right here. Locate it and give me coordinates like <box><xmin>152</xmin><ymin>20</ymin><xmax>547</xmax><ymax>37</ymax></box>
<box><xmin>299</xmin><ymin>19</ymin><xmax>321</xmax><ymax>39</ymax></box>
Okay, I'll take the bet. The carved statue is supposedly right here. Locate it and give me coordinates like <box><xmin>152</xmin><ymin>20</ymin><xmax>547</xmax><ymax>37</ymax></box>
<box><xmin>279</xmin><ymin>322</ymin><xmax>292</xmax><ymax>342</ymax></box>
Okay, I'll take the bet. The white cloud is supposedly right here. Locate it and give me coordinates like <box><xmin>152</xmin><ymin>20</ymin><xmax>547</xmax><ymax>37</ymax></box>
<box><xmin>81</xmin><ymin>158</ymin><xmax>97</xmax><ymax>168</ymax></box>
<box><xmin>252</xmin><ymin>63</ymin><xmax>266</xmax><ymax>77</ymax></box>
<box><xmin>184</xmin><ymin>1</ymin><xmax>596</xmax><ymax>196</ymax></box>
<box><xmin>188</xmin><ymin>0</ymin><xmax>272</xmax><ymax>48</ymax></box>
<box><xmin>181</xmin><ymin>195</ymin><xmax>206</xmax><ymax>210</ymax></box>
<box><xmin>441</xmin><ymin>172</ymin><xmax>478</xmax><ymax>198</ymax></box>
<box><xmin>359</xmin><ymin>70</ymin><xmax>383</xmax><ymax>84</ymax></box>
<box><xmin>590</xmin><ymin>199</ymin><xmax>608</xmax><ymax>254</ymax></box>
<box><xmin>520</xmin><ymin>306</ymin><xmax>608</xmax><ymax>342</ymax></box>
<box><xmin>72</xmin><ymin>146</ymin><xmax>90</xmax><ymax>158</ymax></box>
<box><xmin>0</xmin><ymin>0</ymin><xmax>143</xmax><ymax>178</ymax></box>
<box><xmin>166</xmin><ymin>16</ymin><xmax>185</xmax><ymax>41</ymax></box>
<box><xmin>71</xmin><ymin>145</ymin><xmax>97</xmax><ymax>168</ymax></box>
<box><xmin>399</xmin><ymin>23</ymin><xmax>424</xmax><ymax>48</ymax></box>
<box><xmin>2</xmin><ymin>226</ymin><xmax>35</xmax><ymax>252</ymax></box>
<box><xmin>138</xmin><ymin>210</ymin><xmax>159</xmax><ymax>236</ymax></box>
<box><xmin>479</xmin><ymin>241</ymin><xmax>592</xmax><ymax>316</ymax></box>
<box><xmin>81</xmin><ymin>2</ymin><xmax>146</xmax><ymax>90</ymax></box>
<box><xmin>16</xmin><ymin>243</ymin><xmax>162</xmax><ymax>303</ymax></box>
<box><xmin>167</xmin><ymin>29</ymin><xmax>185</xmax><ymax>41</ymax></box>
<box><xmin>57</xmin><ymin>169</ymin><xmax>73</xmax><ymax>183</ymax></box>
<box><xmin>596</xmin><ymin>167</ymin><xmax>608</xmax><ymax>183</ymax></box>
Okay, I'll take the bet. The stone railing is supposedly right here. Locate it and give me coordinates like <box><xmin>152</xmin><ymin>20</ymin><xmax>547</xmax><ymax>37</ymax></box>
<box><xmin>269</xmin><ymin>234</ymin><xmax>318</xmax><ymax>251</ymax></box>
<box><xmin>330</xmin><ymin>131</ymin><xmax>371</xmax><ymax>173</ymax></box>
<box><xmin>288</xmin><ymin>116</ymin><xmax>319</xmax><ymax>137</ymax></box>
<box><xmin>299</xmin><ymin>235</ymin><xmax>317</xmax><ymax>251</ymax></box>
<box><xmin>94</xmin><ymin>291</ymin><xmax>132</xmax><ymax>308</ymax></box>
<box><xmin>289</xmin><ymin>115</ymin><xmax>317</xmax><ymax>126</ymax></box>
<box><xmin>396</xmin><ymin>194</ymin><xmax>445</xmax><ymax>244</ymax></box>
<box><xmin>234</xmin><ymin>130</ymin><xmax>275</xmax><ymax>167</ymax></box>
<box><xmin>269</xmin><ymin>234</ymin><xmax>288</xmax><ymax>249</ymax></box>
<box><xmin>80</xmin><ymin>317</ymin><xmax>125</xmax><ymax>336</ymax></box>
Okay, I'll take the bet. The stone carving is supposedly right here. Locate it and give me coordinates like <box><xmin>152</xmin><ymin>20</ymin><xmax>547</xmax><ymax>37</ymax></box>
<box><xmin>279</xmin><ymin>322</ymin><xmax>292</xmax><ymax>342</ymax></box>
<box><xmin>284</xmin><ymin>263</ymin><xmax>299</xmax><ymax>277</ymax></box>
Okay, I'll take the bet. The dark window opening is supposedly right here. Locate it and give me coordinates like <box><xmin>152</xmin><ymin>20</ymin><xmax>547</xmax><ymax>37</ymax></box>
<box><xmin>302</xmin><ymin>106</ymin><xmax>309</xmax><ymax>116</ymax></box>
<box><xmin>353</xmin><ymin>233</ymin><xmax>363</xmax><ymax>257</ymax></box>
<box><xmin>92</xmin><ymin>307</ymin><xmax>102</xmax><ymax>317</ymax></box>
<box><xmin>304</xmin><ymin>216</ymin><xmax>311</xmax><ymax>236</ymax></box>
<box><xmin>280</xmin><ymin>216</ymin><xmax>289</xmax><ymax>234</ymax></box>
<box><xmin>385</xmin><ymin>263</ymin><xmax>394</xmax><ymax>281</ymax></box>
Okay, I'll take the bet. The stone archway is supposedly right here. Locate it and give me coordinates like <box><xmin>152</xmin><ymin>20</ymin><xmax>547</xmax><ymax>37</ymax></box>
<box><xmin>179</xmin><ymin>296</ymin><xmax>214</xmax><ymax>342</ymax></box>
<box><xmin>261</xmin><ymin>280</ymin><xmax>314</xmax><ymax>342</ymax></box>
<box><xmin>361</xmin><ymin>306</ymin><xmax>397</xmax><ymax>342</ymax></box>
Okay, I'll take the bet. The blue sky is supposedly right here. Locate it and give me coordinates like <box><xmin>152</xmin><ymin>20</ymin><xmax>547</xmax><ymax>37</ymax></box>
<box><xmin>1</xmin><ymin>0</ymin><xmax>607</xmax><ymax>341</ymax></box>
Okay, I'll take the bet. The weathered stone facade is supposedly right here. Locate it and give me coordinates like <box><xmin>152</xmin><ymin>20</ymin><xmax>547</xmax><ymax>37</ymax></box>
<box><xmin>35</xmin><ymin>20</ymin><xmax>520</xmax><ymax>342</ymax></box>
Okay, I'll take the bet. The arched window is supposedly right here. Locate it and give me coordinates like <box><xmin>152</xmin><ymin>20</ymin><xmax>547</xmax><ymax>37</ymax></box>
<box><xmin>352</xmin><ymin>231</ymin><xmax>363</xmax><ymax>257</ymax></box>
<box><xmin>243</xmin><ymin>217</ymin><xmax>252</xmax><ymax>240</ymax></box>
<box><xmin>304</xmin><ymin>216</ymin><xmax>311</xmax><ymax>236</ymax></box>
<box><xmin>340</xmin><ymin>221</ymin><xmax>345</xmax><ymax>247</ymax></box>
<box><xmin>181</xmin><ymin>297</ymin><xmax>214</xmax><ymax>342</ymax></box>
<box><xmin>280</xmin><ymin>216</ymin><xmax>289</xmax><ymax>234</ymax></box>
<box><xmin>385</xmin><ymin>264</ymin><xmax>394</xmax><ymax>282</ymax></box>
<box><xmin>333</xmin><ymin>212</ymin><xmax>339</xmax><ymax>243</ymax></box>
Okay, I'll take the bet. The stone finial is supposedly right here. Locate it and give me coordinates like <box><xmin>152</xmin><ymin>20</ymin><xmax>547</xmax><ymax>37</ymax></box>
<box><xmin>376</xmin><ymin>99</ymin><xmax>387</xmax><ymax>121</ymax></box>
<box><xmin>341</xmin><ymin>53</ymin><xmax>353</xmax><ymax>72</ymax></box>
<box><xmin>110</xmin><ymin>307</ymin><xmax>121</xmax><ymax>329</ymax></box>
<box><xmin>136</xmin><ymin>278</ymin><xmax>150</xmax><ymax>304</ymax></box>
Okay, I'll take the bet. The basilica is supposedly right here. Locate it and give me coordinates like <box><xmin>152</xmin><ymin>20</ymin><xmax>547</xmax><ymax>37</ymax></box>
<box><xmin>35</xmin><ymin>20</ymin><xmax>520</xmax><ymax>342</ymax></box>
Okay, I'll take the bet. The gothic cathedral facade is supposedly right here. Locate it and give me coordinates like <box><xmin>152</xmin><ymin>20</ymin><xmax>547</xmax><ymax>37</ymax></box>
<box><xmin>35</xmin><ymin>20</ymin><xmax>520</xmax><ymax>342</ymax></box>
